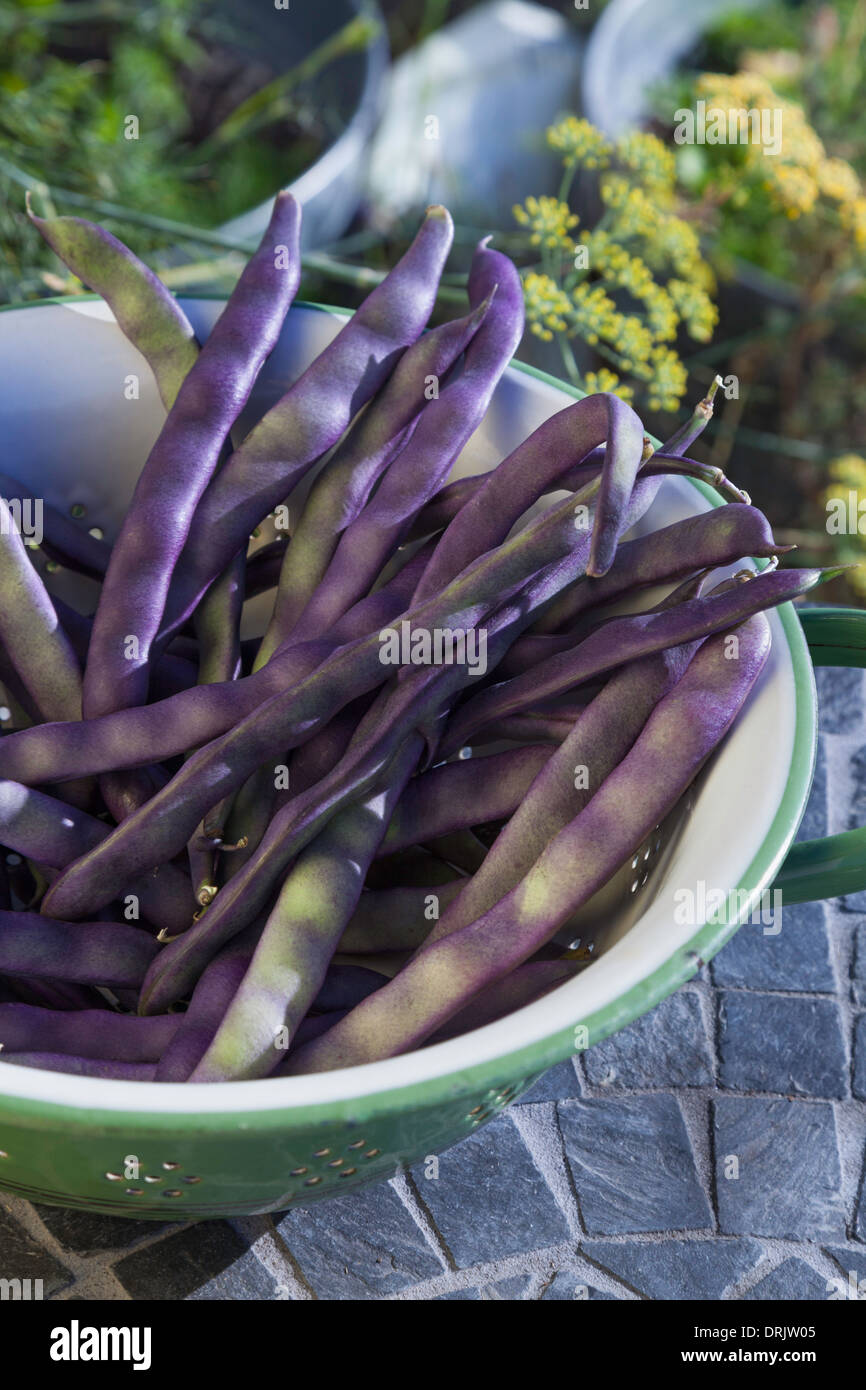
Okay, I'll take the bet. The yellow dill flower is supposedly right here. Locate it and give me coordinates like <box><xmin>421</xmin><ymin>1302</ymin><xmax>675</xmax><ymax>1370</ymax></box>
<box><xmin>601</xmin><ymin>312</ymin><xmax>655</xmax><ymax>370</ymax></box>
<box><xmin>762</xmin><ymin>162</ymin><xmax>819</xmax><ymax>218</ymax></box>
<box><xmin>547</xmin><ymin>115</ymin><xmax>612</xmax><ymax>170</ymax></box>
<box><xmin>615</xmin><ymin>130</ymin><xmax>676</xmax><ymax>194</ymax></box>
<box><xmin>632</xmin><ymin>346</ymin><xmax>688</xmax><ymax>413</ymax></box>
<box><xmin>642</xmin><ymin>284</ymin><xmax>680</xmax><ymax>343</ymax></box>
<box><xmin>817</xmin><ymin>157</ymin><xmax>861</xmax><ymax>205</ymax></box>
<box><xmin>523</xmin><ymin>271</ymin><xmax>572</xmax><ymax>341</ymax></box>
<box><xmin>667</xmin><ymin>279</ymin><xmax>718</xmax><ymax>342</ymax></box>
<box><xmin>583</xmin><ymin>369</ymin><xmax>633</xmax><ymax>402</ymax></box>
<box><xmin>513</xmin><ymin>195</ymin><xmax>578</xmax><ymax>250</ymax></box>
<box><xmin>570</xmin><ymin>282</ymin><xmax>619</xmax><ymax>346</ymax></box>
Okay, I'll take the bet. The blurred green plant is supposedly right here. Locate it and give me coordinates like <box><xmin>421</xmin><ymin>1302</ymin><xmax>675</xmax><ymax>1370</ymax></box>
<box><xmin>0</xmin><ymin>0</ymin><xmax>376</xmax><ymax>301</ymax></box>
<box><xmin>512</xmin><ymin>119</ymin><xmax>718</xmax><ymax>413</ymax></box>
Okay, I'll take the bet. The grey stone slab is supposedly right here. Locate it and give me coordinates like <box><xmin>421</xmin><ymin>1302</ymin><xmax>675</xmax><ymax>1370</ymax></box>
<box><xmin>582</xmin><ymin>992</ymin><xmax>712</xmax><ymax>1090</ymax></box>
<box><xmin>584</xmin><ymin>1237</ymin><xmax>762</xmax><ymax>1301</ymax></box>
<box><xmin>515</xmin><ymin>1058</ymin><xmax>582</xmax><ymax>1104</ymax></box>
<box><xmin>854</xmin><ymin>1013</ymin><xmax>866</xmax><ymax>1101</ymax></box>
<box><xmin>558</xmin><ymin>1095</ymin><xmax>712</xmax><ymax>1235</ymax></box>
<box><xmin>714</xmin><ymin>1097</ymin><xmax>846</xmax><ymax>1240</ymax></box>
<box><xmin>436</xmin><ymin>1287</ymin><xmax>479</xmax><ymax>1300</ymax></box>
<box><xmin>814</xmin><ymin>665</ymin><xmax>863</xmax><ymax>736</ymax></box>
<box><xmin>742</xmin><ymin>1257</ymin><xmax>830</xmax><ymax>1301</ymax></box>
<box><xmin>795</xmin><ymin>737</ymin><xmax>827</xmax><ymax>842</ymax></box>
<box><xmin>34</xmin><ymin>1205</ymin><xmax>170</xmax><ymax>1255</ymax></box>
<box><xmin>0</xmin><ymin>1209</ymin><xmax>72</xmax><ymax>1297</ymax></box>
<box><xmin>410</xmin><ymin>1113</ymin><xmax>569</xmax><ymax>1266</ymax></box>
<box><xmin>539</xmin><ymin>1269</ymin><xmax>618</xmax><ymax>1299</ymax></box>
<box><xmin>853</xmin><ymin>924</ymin><xmax>866</xmax><ymax>1006</ymax></box>
<box><xmin>858</xmin><ymin>1180</ymin><xmax>866</xmax><ymax>1245</ymax></box>
<box><xmin>717</xmin><ymin>992</ymin><xmax>847</xmax><ymax>1098</ymax></box>
<box><xmin>478</xmin><ymin>1273</ymin><xmax>536</xmax><ymax>1299</ymax></box>
<box><xmin>187</xmin><ymin>1249</ymin><xmax>280</xmax><ymax>1301</ymax></box>
<box><xmin>823</xmin><ymin>1245</ymin><xmax>866</xmax><ymax>1297</ymax></box>
<box><xmin>711</xmin><ymin>900</ymin><xmax>835</xmax><ymax>993</ymax></box>
<box><xmin>278</xmin><ymin>1181</ymin><xmax>441</xmax><ymax>1300</ymax></box>
<box><xmin>111</xmin><ymin>1221</ymin><xmax>255</xmax><ymax>1300</ymax></box>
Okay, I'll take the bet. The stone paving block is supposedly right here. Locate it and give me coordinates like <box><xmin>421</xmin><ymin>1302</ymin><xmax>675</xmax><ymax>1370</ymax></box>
<box><xmin>583</xmin><ymin>1237</ymin><xmax>762</xmax><ymax>1301</ymax></box>
<box><xmin>539</xmin><ymin>1269</ymin><xmax>618</xmax><ymax>1300</ymax></box>
<box><xmin>436</xmin><ymin>1287</ymin><xmax>479</xmax><ymax>1300</ymax></box>
<box><xmin>795</xmin><ymin>737</ymin><xmax>827</xmax><ymax>842</ymax></box>
<box><xmin>714</xmin><ymin>1097</ymin><xmax>846</xmax><ymax>1241</ymax></box>
<box><xmin>717</xmin><ymin>992</ymin><xmax>847</xmax><ymax>1098</ymax></box>
<box><xmin>515</xmin><ymin>1058</ymin><xmax>582</xmax><ymax>1105</ymax></box>
<box><xmin>278</xmin><ymin>1181</ymin><xmax>442</xmax><ymax>1300</ymax></box>
<box><xmin>411</xmin><ymin>1113</ymin><xmax>569</xmax><ymax>1266</ymax></box>
<box><xmin>187</xmin><ymin>1250</ymin><xmax>280</xmax><ymax>1301</ymax></box>
<box><xmin>853</xmin><ymin>924</ymin><xmax>866</xmax><ymax>1006</ymax></box>
<box><xmin>853</xmin><ymin>1013</ymin><xmax>866</xmax><ymax>1102</ymax></box>
<box><xmin>742</xmin><ymin>1257</ymin><xmax>830</xmax><ymax>1301</ymax></box>
<box><xmin>582</xmin><ymin>992</ymin><xmax>713</xmax><ymax>1091</ymax></box>
<box><xmin>823</xmin><ymin>1245</ymin><xmax>866</xmax><ymax>1296</ymax></box>
<box><xmin>478</xmin><ymin>1273</ymin><xmax>536</xmax><ymax>1299</ymax></box>
<box><xmin>112</xmin><ymin>1221</ymin><xmax>261</xmax><ymax>1300</ymax></box>
<box><xmin>855</xmin><ymin>1176</ymin><xmax>866</xmax><ymax>1245</ymax></box>
<box><xmin>558</xmin><ymin>1095</ymin><xmax>712</xmax><ymax>1235</ymax></box>
<box><xmin>710</xmin><ymin>900</ymin><xmax>835</xmax><ymax>994</ymax></box>
<box><xmin>814</xmin><ymin>665</ymin><xmax>864</xmax><ymax>736</ymax></box>
<box><xmin>0</xmin><ymin>1208</ymin><xmax>72</xmax><ymax>1296</ymax></box>
<box><xmin>34</xmin><ymin>1205</ymin><xmax>170</xmax><ymax>1256</ymax></box>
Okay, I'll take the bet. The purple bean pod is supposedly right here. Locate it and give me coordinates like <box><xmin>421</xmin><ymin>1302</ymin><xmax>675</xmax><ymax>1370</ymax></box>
<box><xmin>28</xmin><ymin>199</ymin><xmax>199</xmax><ymax>409</ymax></box>
<box><xmin>0</xmin><ymin>472</ymin><xmax>111</xmax><ymax>581</ymax></box>
<box><xmin>338</xmin><ymin>880</ymin><xmax>463</xmax><ymax>955</ymax></box>
<box><xmin>286</xmin><ymin>617</ymin><xmax>772</xmax><ymax>1071</ymax></box>
<box><xmin>256</xmin><ymin>293</ymin><xmax>494</xmax><ymax>664</ymax></box>
<box><xmin>0</xmin><ymin>1002</ymin><xmax>179</xmax><ymax>1061</ymax></box>
<box><xmin>161</xmin><ymin>206</ymin><xmax>456</xmax><ymax>637</ymax></box>
<box><xmin>284</xmin><ymin>240</ymin><xmax>524</xmax><ymax>643</ymax></box>
<box><xmin>83</xmin><ymin>192</ymin><xmax>302</xmax><ymax>721</ymax></box>
<box><xmin>1</xmin><ymin>1052</ymin><xmax>156</xmax><ymax>1080</ymax></box>
<box><xmin>0</xmin><ymin>499</ymin><xmax>82</xmax><ymax>723</ymax></box>
<box><xmin>439</xmin><ymin>565</ymin><xmax>839</xmax><ymax>759</ymax></box>
<box><xmin>377</xmin><ymin>744</ymin><xmax>552</xmax><ymax>857</ymax></box>
<box><xmin>189</xmin><ymin>737</ymin><xmax>422</xmax><ymax>1080</ymax></box>
<box><xmin>0</xmin><ymin>910</ymin><xmax>159</xmax><ymax>987</ymax></box>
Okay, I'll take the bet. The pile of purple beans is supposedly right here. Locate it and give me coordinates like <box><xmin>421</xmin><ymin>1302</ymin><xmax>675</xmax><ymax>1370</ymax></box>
<box><xmin>0</xmin><ymin>194</ymin><xmax>837</xmax><ymax>1082</ymax></box>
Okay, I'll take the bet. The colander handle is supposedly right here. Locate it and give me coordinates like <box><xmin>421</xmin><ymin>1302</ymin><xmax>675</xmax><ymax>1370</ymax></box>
<box><xmin>772</xmin><ymin>605</ymin><xmax>866</xmax><ymax>905</ymax></box>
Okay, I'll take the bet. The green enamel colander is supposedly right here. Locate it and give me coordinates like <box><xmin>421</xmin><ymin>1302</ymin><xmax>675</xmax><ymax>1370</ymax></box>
<box><xmin>0</xmin><ymin>295</ymin><xmax>864</xmax><ymax>1219</ymax></box>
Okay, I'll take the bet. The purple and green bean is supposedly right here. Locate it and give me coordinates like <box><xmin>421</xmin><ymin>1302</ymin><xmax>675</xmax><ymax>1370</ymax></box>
<box><xmin>0</xmin><ymin>196</ymin><xmax>837</xmax><ymax>1083</ymax></box>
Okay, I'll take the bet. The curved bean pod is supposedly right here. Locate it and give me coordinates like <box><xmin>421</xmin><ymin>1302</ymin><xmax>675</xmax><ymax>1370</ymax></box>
<box><xmin>412</xmin><ymin>392</ymin><xmax>643</xmax><ymax>603</ymax></box>
<box><xmin>1</xmin><ymin>1053</ymin><xmax>156</xmax><ymax>1080</ymax></box>
<box><xmin>190</xmin><ymin>737</ymin><xmax>421</xmax><ymax>1080</ymax></box>
<box><xmin>425</xmin><ymin>645</ymin><xmax>698</xmax><ymax>949</ymax></box>
<box><xmin>0</xmin><ymin>911</ymin><xmax>158</xmax><ymax>987</ymax></box>
<box><xmin>531</xmin><ymin>504</ymin><xmax>785</xmax><ymax>637</ymax></box>
<box><xmin>153</xmin><ymin>922</ymin><xmax>261</xmax><ymax>1081</ymax></box>
<box><xmin>0</xmin><ymin>1003</ymin><xmax>179</xmax><ymax>1061</ymax></box>
<box><xmin>439</xmin><ymin>565</ymin><xmax>838</xmax><ymax>759</ymax></box>
<box><xmin>337</xmin><ymin>881</ymin><xmax>463</xmax><ymax>954</ymax></box>
<box><xmin>285</xmin><ymin>240</ymin><xmax>524</xmax><ymax>643</ymax></box>
<box><xmin>27</xmin><ymin>200</ymin><xmax>198</xmax><ymax>409</ymax></box>
<box><xmin>429</xmin><ymin>959</ymin><xmax>584</xmax><ymax>1043</ymax></box>
<box><xmin>256</xmin><ymin>293</ymin><xmax>494</xmax><ymax>663</ymax></box>
<box><xmin>43</xmin><ymin>481</ymin><xmax>610</xmax><ymax>925</ymax></box>
<box><xmin>286</xmin><ymin>617</ymin><xmax>771</xmax><ymax>1071</ymax></box>
<box><xmin>377</xmin><ymin>745</ymin><xmax>552</xmax><ymax>857</ymax></box>
<box><xmin>0</xmin><ymin>780</ymin><xmax>191</xmax><ymax>936</ymax></box>
<box><xmin>83</xmin><ymin>192</ymin><xmax>302</xmax><ymax>720</ymax></box>
<box><xmin>0</xmin><ymin>500</ymin><xmax>82</xmax><ymax>723</ymax></box>
<box><xmin>162</xmin><ymin>206</ymin><xmax>455</xmax><ymax>636</ymax></box>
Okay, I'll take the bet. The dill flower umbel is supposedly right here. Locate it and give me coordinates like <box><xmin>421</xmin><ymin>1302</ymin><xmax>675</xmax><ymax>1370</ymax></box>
<box><xmin>512</xmin><ymin>195</ymin><xmax>578</xmax><ymax>251</ymax></box>
<box><xmin>514</xmin><ymin>111</ymin><xmax>719</xmax><ymax>412</ymax></box>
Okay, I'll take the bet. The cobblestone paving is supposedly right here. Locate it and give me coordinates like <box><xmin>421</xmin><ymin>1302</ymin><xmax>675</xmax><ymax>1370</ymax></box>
<box><xmin>2</xmin><ymin>660</ymin><xmax>864</xmax><ymax>1301</ymax></box>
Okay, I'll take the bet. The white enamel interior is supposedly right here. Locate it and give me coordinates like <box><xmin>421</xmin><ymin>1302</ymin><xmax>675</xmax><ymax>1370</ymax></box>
<box><xmin>0</xmin><ymin>299</ymin><xmax>798</xmax><ymax>1114</ymax></box>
